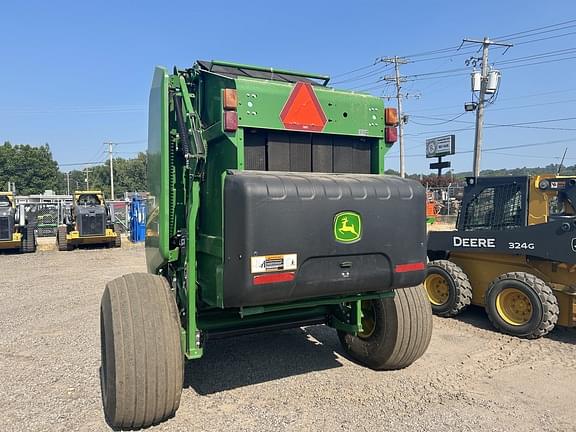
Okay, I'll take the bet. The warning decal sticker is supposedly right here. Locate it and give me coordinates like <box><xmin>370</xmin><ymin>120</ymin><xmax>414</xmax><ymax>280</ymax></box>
<box><xmin>251</xmin><ymin>254</ymin><xmax>298</xmax><ymax>274</ymax></box>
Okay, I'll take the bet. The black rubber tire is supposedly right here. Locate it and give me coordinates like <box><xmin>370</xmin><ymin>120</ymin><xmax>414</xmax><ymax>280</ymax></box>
<box><xmin>57</xmin><ymin>225</ymin><xmax>71</xmax><ymax>251</ymax></box>
<box><xmin>485</xmin><ymin>272</ymin><xmax>559</xmax><ymax>339</ymax></box>
<box><xmin>111</xmin><ymin>225</ymin><xmax>122</xmax><ymax>248</ymax></box>
<box><xmin>100</xmin><ymin>273</ymin><xmax>183</xmax><ymax>430</ymax></box>
<box><xmin>425</xmin><ymin>260</ymin><xmax>472</xmax><ymax>317</ymax></box>
<box><xmin>21</xmin><ymin>226</ymin><xmax>36</xmax><ymax>253</ymax></box>
<box><xmin>338</xmin><ymin>285</ymin><xmax>433</xmax><ymax>370</ymax></box>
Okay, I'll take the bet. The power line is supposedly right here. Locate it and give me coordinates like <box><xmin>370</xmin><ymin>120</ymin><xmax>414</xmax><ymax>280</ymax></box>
<box><xmin>489</xmin><ymin>151</ymin><xmax>576</xmax><ymax>161</ymax></box>
<box><xmin>499</xmin><ymin>54</ymin><xmax>576</xmax><ymax>70</ymax></box>
<box><xmin>330</xmin><ymin>62</ymin><xmax>381</xmax><ymax>79</ymax></box>
<box><xmin>494</xmin><ymin>47</ymin><xmax>576</xmax><ymax>65</ymax></box>
<box><xmin>111</xmin><ymin>139</ymin><xmax>146</xmax><ymax>145</ymax></box>
<box><xmin>409</xmin><ymin>112</ymin><xmax>467</xmax><ymax>126</ymax></box>
<box><xmin>399</xmin><ymin>46</ymin><xmax>463</xmax><ymax>59</ymax></box>
<box><xmin>408</xmin><ymin>88</ymin><xmax>576</xmax><ymax>114</ymax></box>
<box><xmin>388</xmin><ymin>138</ymin><xmax>576</xmax><ymax>158</ymax></box>
<box><xmin>58</xmin><ymin>161</ymin><xmax>104</xmax><ymax>167</ymax></box>
<box><xmin>513</xmin><ymin>30</ymin><xmax>576</xmax><ymax>46</ymax></box>
<box><xmin>408</xmin><ymin>49</ymin><xmax>480</xmax><ymax>63</ymax></box>
<box><xmin>488</xmin><ymin>98</ymin><xmax>576</xmax><ymax>112</ymax></box>
<box><xmin>494</xmin><ymin>18</ymin><xmax>576</xmax><ymax>40</ymax></box>
<box><xmin>499</xmin><ymin>23</ymin><xmax>576</xmax><ymax>42</ymax></box>
<box><xmin>403</xmin><ymin>67</ymin><xmax>470</xmax><ymax>79</ymax></box>
<box><xmin>407</xmin><ymin>115</ymin><xmax>576</xmax><ymax>135</ymax></box>
<box><xmin>331</xmin><ymin>64</ymin><xmax>392</xmax><ymax>85</ymax></box>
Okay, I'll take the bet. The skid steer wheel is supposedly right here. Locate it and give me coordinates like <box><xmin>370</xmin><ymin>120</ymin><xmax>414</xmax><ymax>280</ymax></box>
<box><xmin>100</xmin><ymin>273</ymin><xmax>184</xmax><ymax>430</ymax></box>
<box><xmin>21</xmin><ymin>226</ymin><xmax>36</xmax><ymax>253</ymax></box>
<box><xmin>57</xmin><ymin>225</ymin><xmax>71</xmax><ymax>251</ymax></box>
<box><xmin>425</xmin><ymin>260</ymin><xmax>472</xmax><ymax>317</ymax></box>
<box><xmin>485</xmin><ymin>272</ymin><xmax>559</xmax><ymax>339</ymax></box>
<box><xmin>113</xmin><ymin>228</ymin><xmax>121</xmax><ymax>248</ymax></box>
<box><xmin>338</xmin><ymin>285</ymin><xmax>433</xmax><ymax>370</ymax></box>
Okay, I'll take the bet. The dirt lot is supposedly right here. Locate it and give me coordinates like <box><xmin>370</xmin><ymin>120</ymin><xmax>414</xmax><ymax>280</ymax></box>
<box><xmin>1</xmin><ymin>247</ymin><xmax>575</xmax><ymax>432</ymax></box>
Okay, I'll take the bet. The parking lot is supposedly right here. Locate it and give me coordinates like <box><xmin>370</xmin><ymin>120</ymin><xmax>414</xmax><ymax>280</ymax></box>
<box><xmin>1</xmin><ymin>247</ymin><xmax>575</xmax><ymax>432</ymax></box>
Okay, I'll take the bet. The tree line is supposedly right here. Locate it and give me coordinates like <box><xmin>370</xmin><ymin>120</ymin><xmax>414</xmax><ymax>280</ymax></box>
<box><xmin>2</xmin><ymin>141</ymin><xmax>573</xmax><ymax>197</ymax></box>
<box><xmin>0</xmin><ymin>141</ymin><xmax>146</xmax><ymax>198</ymax></box>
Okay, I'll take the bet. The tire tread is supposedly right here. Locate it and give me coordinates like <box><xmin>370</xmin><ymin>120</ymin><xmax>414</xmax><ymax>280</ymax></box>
<box><xmin>101</xmin><ymin>273</ymin><xmax>183</xmax><ymax>430</ymax></box>
<box><xmin>485</xmin><ymin>271</ymin><xmax>559</xmax><ymax>339</ymax></box>
<box><xmin>427</xmin><ymin>260</ymin><xmax>472</xmax><ymax>317</ymax></box>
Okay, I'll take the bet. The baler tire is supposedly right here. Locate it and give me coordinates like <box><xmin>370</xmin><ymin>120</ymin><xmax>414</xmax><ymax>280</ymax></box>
<box><xmin>425</xmin><ymin>260</ymin><xmax>472</xmax><ymax>317</ymax></box>
<box><xmin>485</xmin><ymin>272</ymin><xmax>559</xmax><ymax>339</ymax></box>
<box><xmin>338</xmin><ymin>285</ymin><xmax>433</xmax><ymax>370</ymax></box>
<box><xmin>21</xmin><ymin>226</ymin><xmax>36</xmax><ymax>253</ymax></box>
<box><xmin>57</xmin><ymin>225</ymin><xmax>70</xmax><ymax>251</ymax></box>
<box><xmin>100</xmin><ymin>273</ymin><xmax>183</xmax><ymax>430</ymax></box>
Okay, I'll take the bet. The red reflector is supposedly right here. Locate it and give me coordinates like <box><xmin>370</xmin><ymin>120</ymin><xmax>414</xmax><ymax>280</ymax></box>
<box><xmin>385</xmin><ymin>126</ymin><xmax>398</xmax><ymax>144</ymax></box>
<box><xmin>223</xmin><ymin>110</ymin><xmax>238</xmax><ymax>132</ymax></box>
<box><xmin>395</xmin><ymin>262</ymin><xmax>426</xmax><ymax>273</ymax></box>
<box><xmin>279</xmin><ymin>82</ymin><xmax>327</xmax><ymax>132</ymax></box>
<box><xmin>253</xmin><ymin>272</ymin><xmax>295</xmax><ymax>285</ymax></box>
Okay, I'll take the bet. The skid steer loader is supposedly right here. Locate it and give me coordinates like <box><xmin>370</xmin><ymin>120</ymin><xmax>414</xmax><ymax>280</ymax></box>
<box><xmin>0</xmin><ymin>192</ymin><xmax>35</xmax><ymax>253</ymax></box>
<box><xmin>57</xmin><ymin>191</ymin><xmax>120</xmax><ymax>250</ymax></box>
<box><xmin>427</xmin><ymin>175</ymin><xmax>576</xmax><ymax>338</ymax></box>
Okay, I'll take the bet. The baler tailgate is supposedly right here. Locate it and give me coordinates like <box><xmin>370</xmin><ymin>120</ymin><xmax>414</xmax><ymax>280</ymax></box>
<box><xmin>222</xmin><ymin>170</ymin><xmax>426</xmax><ymax>307</ymax></box>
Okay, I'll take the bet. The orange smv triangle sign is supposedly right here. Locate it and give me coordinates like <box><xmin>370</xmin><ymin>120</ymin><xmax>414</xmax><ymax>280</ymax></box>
<box><xmin>280</xmin><ymin>82</ymin><xmax>327</xmax><ymax>132</ymax></box>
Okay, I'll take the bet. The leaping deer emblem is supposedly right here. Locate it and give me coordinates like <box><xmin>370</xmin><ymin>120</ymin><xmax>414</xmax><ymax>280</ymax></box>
<box><xmin>338</xmin><ymin>217</ymin><xmax>358</xmax><ymax>236</ymax></box>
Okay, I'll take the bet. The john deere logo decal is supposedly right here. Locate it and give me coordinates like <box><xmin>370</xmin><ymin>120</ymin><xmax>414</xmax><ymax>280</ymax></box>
<box><xmin>334</xmin><ymin>211</ymin><xmax>362</xmax><ymax>243</ymax></box>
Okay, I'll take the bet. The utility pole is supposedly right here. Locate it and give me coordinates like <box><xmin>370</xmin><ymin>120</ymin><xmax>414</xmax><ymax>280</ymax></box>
<box><xmin>463</xmin><ymin>37</ymin><xmax>512</xmax><ymax>177</ymax></box>
<box><xmin>66</xmin><ymin>172</ymin><xmax>71</xmax><ymax>196</ymax></box>
<box><xmin>106</xmin><ymin>141</ymin><xmax>115</xmax><ymax>199</ymax></box>
<box><xmin>381</xmin><ymin>57</ymin><xmax>409</xmax><ymax>177</ymax></box>
<box><xmin>84</xmin><ymin>168</ymin><xmax>92</xmax><ymax>190</ymax></box>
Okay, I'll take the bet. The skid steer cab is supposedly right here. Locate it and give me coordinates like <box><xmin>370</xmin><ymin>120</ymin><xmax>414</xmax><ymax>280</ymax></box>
<box><xmin>99</xmin><ymin>60</ymin><xmax>432</xmax><ymax>429</ymax></box>
<box><xmin>57</xmin><ymin>191</ymin><xmax>120</xmax><ymax>251</ymax></box>
<box><xmin>426</xmin><ymin>175</ymin><xmax>576</xmax><ymax>339</ymax></box>
<box><xmin>0</xmin><ymin>192</ymin><xmax>36</xmax><ymax>253</ymax></box>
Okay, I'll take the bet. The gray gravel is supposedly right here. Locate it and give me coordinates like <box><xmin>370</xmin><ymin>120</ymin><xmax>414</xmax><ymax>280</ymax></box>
<box><xmin>1</xmin><ymin>247</ymin><xmax>575</xmax><ymax>431</ymax></box>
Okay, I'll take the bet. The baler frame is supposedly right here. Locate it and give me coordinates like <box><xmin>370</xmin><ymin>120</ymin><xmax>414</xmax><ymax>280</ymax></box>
<box><xmin>148</xmin><ymin>62</ymin><xmax>399</xmax><ymax>359</ymax></box>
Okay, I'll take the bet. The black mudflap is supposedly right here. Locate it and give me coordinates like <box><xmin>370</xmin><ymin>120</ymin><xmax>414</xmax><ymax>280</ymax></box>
<box><xmin>223</xmin><ymin>170</ymin><xmax>426</xmax><ymax>307</ymax></box>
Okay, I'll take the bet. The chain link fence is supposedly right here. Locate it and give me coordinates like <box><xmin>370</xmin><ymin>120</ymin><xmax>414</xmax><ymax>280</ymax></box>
<box><xmin>15</xmin><ymin>195</ymin><xmax>133</xmax><ymax>237</ymax></box>
<box><xmin>29</xmin><ymin>203</ymin><xmax>63</xmax><ymax>237</ymax></box>
<box><xmin>426</xmin><ymin>185</ymin><xmax>465</xmax><ymax>227</ymax></box>
<box><xmin>108</xmin><ymin>200</ymin><xmax>129</xmax><ymax>233</ymax></box>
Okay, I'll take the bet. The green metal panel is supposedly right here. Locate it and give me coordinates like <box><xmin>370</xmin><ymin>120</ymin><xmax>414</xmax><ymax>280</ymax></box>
<box><xmin>145</xmin><ymin>66</ymin><xmax>170</xmax><ymax>273</ymax></box>
<box><xmin>235</xmin><ymin>78</ymin><xmax>385</xmax><ymax>138</ymax></box>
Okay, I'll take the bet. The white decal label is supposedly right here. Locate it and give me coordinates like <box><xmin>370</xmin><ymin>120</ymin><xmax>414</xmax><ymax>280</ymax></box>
<box><xmin>251</xmin><ymin>254</ymin><xmax>297</xmax><ymax>273</ymax></box>
<box><xmin>508</xmin><ymin>242</ymin><xmax>535</xmax><ymax>250</ymax></box>
<box><xmin>453</xmin><ymin>236</ymin><xmax>496</xmax><ymax>248</ymax></box>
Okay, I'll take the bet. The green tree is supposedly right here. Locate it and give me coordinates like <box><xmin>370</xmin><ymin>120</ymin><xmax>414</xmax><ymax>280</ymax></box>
<box><xmin>0</xmin><ymin>141</ymin><xmax>61</xmax><ymax>195</ymax></box>
<box><xmin>64</xmin><ymin>152</ymin><xmax>147</xmax><ymax>199</ymax></box>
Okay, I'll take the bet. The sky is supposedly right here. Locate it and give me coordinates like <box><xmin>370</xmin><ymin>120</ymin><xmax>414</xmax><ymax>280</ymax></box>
<box><xmin>1</xmin><ymin>1</ymin><xmax>576</xmax><ymax>175</ymax></box>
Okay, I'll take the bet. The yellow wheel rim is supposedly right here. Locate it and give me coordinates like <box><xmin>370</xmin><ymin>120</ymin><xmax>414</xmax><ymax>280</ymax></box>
<box><xmin>358</xmin><ymin>301</ymin><xmax>376</xmax><ymax>339</ymax></box>
<box><xmin>495</xmin><ymin>287</ymin><xmax>533</xmax><ymax>326</ymax></box>
<box><xmin>424</xmin><ymin>273</ymin><xmax>450</xmax><ymax>306</ymax></box>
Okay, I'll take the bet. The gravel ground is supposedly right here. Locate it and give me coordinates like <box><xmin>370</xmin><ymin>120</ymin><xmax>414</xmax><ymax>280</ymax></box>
<box><xmin>1</xmin><ymin>247</ymin><xmax>575</xmax><ymax>432</ymax></box>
